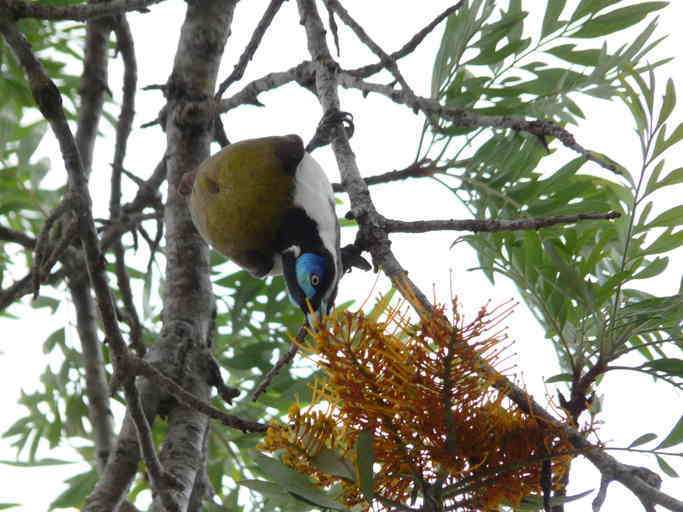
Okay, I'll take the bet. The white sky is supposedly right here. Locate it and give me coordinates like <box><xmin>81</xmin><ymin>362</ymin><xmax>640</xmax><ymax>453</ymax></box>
<box><xmin>1</xmin><ymin>1</ymin><xmax>682</xmax><ymax>510</ymax></box>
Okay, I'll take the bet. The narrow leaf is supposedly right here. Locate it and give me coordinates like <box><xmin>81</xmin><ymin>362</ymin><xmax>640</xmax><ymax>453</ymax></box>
<box><xmin>572</xmin><ymin>3</ymin><xmax>668</xmax><ymax>38</ymax></box>
<box><xmin>253</xmin><ymin>452</ymin><xmax>346</xmax><ymax>510</ymax></box>
<box><xmin>655</xmin><ymin>122</ymin><xmax>683</xmax><ymax>157</ymax></box>
<box><xmin>656</xmin><ymin>455</ymin><xmax>679</xmax><ymax>478</ymax></box>
<box><xmin>311</xmin><ymin>448</ymin><xmax>355</xmax><ymax>480</ymax></box>
<box><xmin>651</xmin><ymin>168</ymin><xmax>683</xmax><ymax>193</ymax></box>
<box><xmin>628</xmin><ymin>432</ymin><xmax>657</xmax><ymax>448</ymax></box>
<box><xmin>657</xmin><ymin>415</ymin><xmax>683</xmax><ymax>449</ymax></box>
<box><xmin>644</xmin><ymin>359</ymin><xmax>683</xmax><ymax>377</ymax></box>
<box><xmin>542</xmin><ymin>0</ymin><xmax>567</xmax><ymax>37</ymax></box>
<box><xmin>647</xmin><ymin>205</ymin><xmax>683</xmax><ymax>228</ymax></box>
<box><xmin>657</xmin><ymin>78</ymin><xmax>676</xmax><ymax>129</ymax></box>
<box><xmin>545</xmin><ymin>373</ymin><xmax>573</xmax><ymax>383</ymax></box>
<box><xmin>356</xmin><ymin>429</ymin><xmax>375</xmax><ymax>500</ymax></box>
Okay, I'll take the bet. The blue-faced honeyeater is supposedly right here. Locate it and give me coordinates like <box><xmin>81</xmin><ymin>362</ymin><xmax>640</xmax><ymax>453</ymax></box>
<box><xmin>183</xmin><ymin>134</ymin><xmax>341</xmax><ymax>326</ymax></box>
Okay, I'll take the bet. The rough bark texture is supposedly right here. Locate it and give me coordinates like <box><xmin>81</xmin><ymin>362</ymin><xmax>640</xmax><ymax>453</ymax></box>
<box><xmin>84</xmin><ymin>1</ymin><xmax>235</xmax><ymax>510</ymax></box>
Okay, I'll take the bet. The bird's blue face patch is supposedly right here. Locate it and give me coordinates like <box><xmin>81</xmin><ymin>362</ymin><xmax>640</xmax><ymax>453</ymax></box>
<box><xmin>295</xmin><ymin>253</ymin><xmax>326</xmax><ymax>299</ymax></box>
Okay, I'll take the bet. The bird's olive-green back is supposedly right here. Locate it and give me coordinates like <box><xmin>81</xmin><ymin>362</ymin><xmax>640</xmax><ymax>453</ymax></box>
<box><xmin>189</xmin><ymin>135</ymin><xmax>304</xmax><ymax>273</ymax></box>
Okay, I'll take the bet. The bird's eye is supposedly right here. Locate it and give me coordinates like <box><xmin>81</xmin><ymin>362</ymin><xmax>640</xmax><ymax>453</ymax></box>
<box><xmin>310</xmin><ymin>273</ymin><xmax>321</xmax><ymax>287</ymax></box>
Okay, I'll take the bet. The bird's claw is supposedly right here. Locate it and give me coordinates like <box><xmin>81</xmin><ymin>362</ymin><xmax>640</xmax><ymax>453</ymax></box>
<box><xmin>306</xmin><ymin>108</ymin><xmax>355</xmax><ymax>153</ymax></box>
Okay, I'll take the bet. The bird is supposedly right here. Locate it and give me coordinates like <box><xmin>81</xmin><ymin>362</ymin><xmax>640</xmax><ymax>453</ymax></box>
<box><xmin>182</xmin><ymin>134</ymin><xmax>341</xmax><ymax>327</ymax></box>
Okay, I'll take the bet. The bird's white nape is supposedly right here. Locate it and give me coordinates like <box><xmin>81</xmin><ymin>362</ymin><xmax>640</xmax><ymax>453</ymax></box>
<box><xmin>292</xmin><ymin>153</ymin><xmax>340</xmax><ymax>274</ymax></box>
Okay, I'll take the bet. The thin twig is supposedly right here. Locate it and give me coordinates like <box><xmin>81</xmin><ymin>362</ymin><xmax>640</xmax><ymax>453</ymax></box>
<box><xmin>110</xmin><ymin>15</ymin><xmax>144</xmax><ymax>356</ymax></box>
<box><xmin>215</xmin><ymin>0</ymin><xmax>286</xmax><ymax>99</ymax></box>
<box><xmin>124</xmin><ymin>379</ymin><xmax>180</xmax><ymax>512</ymax></box>
<box><xmin>121</xmin><ymin>158</ymin><xmax>167</xmax><ymax>215</ymax></box>
<box><xmin>110</xmin><ymin>14</ymin><xmax>137</xmax><ymax>220</ymax></box>
<box><xmin>325</xmin><ymin>0</ymin><xmax>417</xmax><ymax>99</ymax></box>
<box><xmin>332</xmin><ymin>158</ymin><xmax>467</xmax><ymax>192</ymax></box>
<box><xmin>131</xmin><ymin>356</ymin><xmax>267</xmax><ymax>433</ymax></box>
<box><xmin>251</xmin><ymin>327</ymin><xmax>306</xmax><ymax>401</ymax></box>
<box><xmin>348</xmin><ymin>2</ymin><xmax>464</xmax><ymax>79</ymax></box>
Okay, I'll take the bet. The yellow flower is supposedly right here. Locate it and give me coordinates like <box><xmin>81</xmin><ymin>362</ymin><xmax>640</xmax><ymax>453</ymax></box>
<box><xmin>259</xmin><ymin>297</ymin><xmax>573</xmax><ymax>511</ymax></box>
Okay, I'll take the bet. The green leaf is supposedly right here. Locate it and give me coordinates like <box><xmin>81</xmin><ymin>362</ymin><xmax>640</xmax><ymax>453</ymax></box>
<box><xmin>628</xmin><ymin>432</ymin><xmax>657</xmax><ymax>448</ymax></box>
<box><xmin>49</xmin><ymin>468</ymin><xmax>98</xmax><ymax>510</ymax></box>
<box><xmin>355</xmin><ymin>429</ymin><xmax>375</xmax><ymax>501</ymax></box>
<box><xmin>654</xmin><ymin>122</ymin><xmax>683</xmax><ymax>158</ymax></box>
<box><xmin>545</xmin><ymin>373</ymin><xmax>572</xmax><ymax>383</ymax></box>
<box><xmin>644</xmin><ymin>359</ymin><xmax>683</xmax><ymax>377</ymax></box>
<box><xmin>252</xmin><ymin>452</ymin><xmax>347</xmax><ymax>510</ymax></box>
<box><xmin>632</xmin><ymin>257</ymin><xmax>668</xmax><ymax>280</ymax></box>
<box><xmin>571</xmin><ymin>0</ymin><xmax>621</xmax><ymax>20</ymax></box>
<box><xmin>545</xmin><ymin>44</ymin><xmax>601</xmax><ymax>67</ymax></box>
<box><xmin>542</xmin><ymin>0</ymin><xmax>567</xmax><ymax>37</ymax></box>
<box><xmin>467</xmin><ymin>38</ymin><xmax>531</xmax><ymax>66</ymax></box>
<box><xmin>644</xmin><ymin>160</ymin><xmax>666</xmax><ymax>198</ymax></box>
<box><xmin>0</xmin><ymin>505</ymin><xmax>20</xmax><ymax>510</ymax></box>
<box><xmin>43</xmin><ymin>328</ymin><xmax>65</xmax><ymax>354</ymax></box>
<box><xmin>657</xmin><ymin>78</ymin><xmax>676</xmax><ymax>129</ymax></box>
<box><xmin>656</xmin><ymin>455</ymin><xmax>679</xmax><ymax>478</ymax></box>
<box><xmin>646</xmin><ymin>205</ymin><xmax>683</xmax><ymax>228</ymax></box>
<box><xmin>310</xmin><ymin>448</ymin><xmax>355</xmax><ymax>480</ymax></box>
<box><xmin>650</xmin><ymin>168</ymin><xmax>683</xmax><ymax>194</ymax></box>
<box><xmin>657</xmin><ymin>415</ymin><xmax>683</xmax><ymax>449</ymax></box>
<box><xmin>642</xmin><ymin>229</ymin><xmax>683</xmax><ymax>255</ymax></box>
<box><xmin>367</xmin><ymin>287</ymin><xmax>396</xmax><ymax>322</ymax></box>
<box><xmin>238</xmin><ymin>479</ymin><xmax>296</xmax><ymax>502</ymax></box>
<box><xmin>572</xmin><ymin>3</ymin><xmax>668</xmax><ymax>38</ymax></box>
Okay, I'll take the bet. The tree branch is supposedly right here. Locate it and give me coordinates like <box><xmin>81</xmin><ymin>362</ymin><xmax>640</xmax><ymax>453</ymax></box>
<box><xmin>215</xmin><ymin>0</ymin><xmax>286</xmax><ymax>99</ymax></box>
<box><xmin>124</xmin><ymin>379</ymin><xmax>180</xmax><ymax>512</ymax></box>
<box><xmin>251</xmin><ymin>327</ymin><xmax>305</xmax><ymax>401</ymax></box>
<box><xmin>337</xmin><ymin>73</ymin><xmax>620</xmax><ymax>174</ymax></box>
<box><xmin>0</xmin><ymin>225</ymin><xmax>36</xmax><ymax>248</ymax></box>
<box><xmin>348</xmin><ymin>2</ymin><xmax>464</xmax><ymax>79</ymax></box>
<box><xmin>295</xmin><ymin>2</ymin><xmax>682</xmax><ymax>511</ymax></box>
<box><xmin>384</xmin><ymin>211</ymin><xmax>621</xmax><ymax>235</ymax></box>
<box><xmin>218</xmin><ymin>61</ymin><xmax>313</xmax><ymax>114</ymax></box>
<box><xmin>332</xmin><ymin>158</ymin><xmax>465</xmax><ymax>192</ymax></box>
<box><xmin>111</xmin><ymin>15</ymin><xmax>144</xmax><ymax>356</ymax></box>
<box><xmin>325</xmin><ymin>0</ymin><xmax>417</xmax><ymax>99</ymax></box>
<box><xmin>4</xmin><ymin>0</ymin><xmax>168</xmax><ymax>21</ymax></box>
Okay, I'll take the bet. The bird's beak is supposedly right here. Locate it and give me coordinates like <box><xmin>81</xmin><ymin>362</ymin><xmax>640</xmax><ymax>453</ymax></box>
<box><xmin>304</xmin><ymin>299</ymin><xmax>327</xmax><ymax>331</ymax></box>
<box><xmin>304</xmin><ymin>298</ymin><xmax>327</xmax><ymax>332</ymax></box>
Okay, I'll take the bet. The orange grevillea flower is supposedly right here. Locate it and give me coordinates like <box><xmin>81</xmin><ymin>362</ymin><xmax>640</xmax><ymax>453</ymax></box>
<box><xmin>258</xmin><ymin>297</ymin><xmax>573</xmax><ymax>511</ymax></box>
